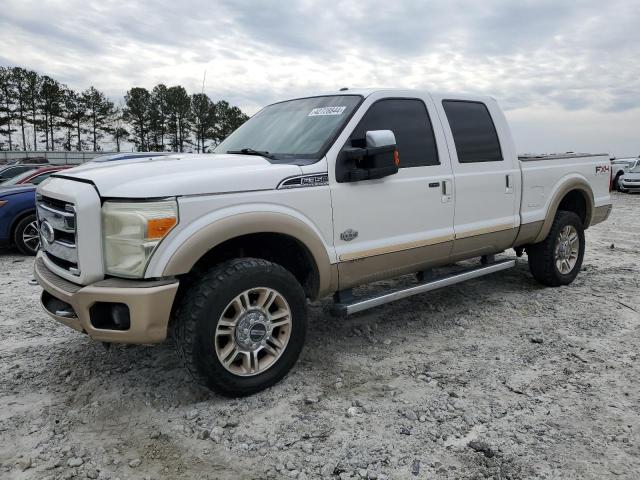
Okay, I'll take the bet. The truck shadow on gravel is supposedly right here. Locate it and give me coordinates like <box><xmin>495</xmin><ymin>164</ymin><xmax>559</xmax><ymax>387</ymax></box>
<box><xmin>37</xmin><ymin>259</ymin><xmax>546</xmax><ymax>406</ymax></box>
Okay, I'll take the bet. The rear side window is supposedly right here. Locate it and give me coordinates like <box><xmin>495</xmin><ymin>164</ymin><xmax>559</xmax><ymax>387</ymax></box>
<box><xmin>442</xmin><ymin>100</ymin><xmax>502</xmax><ymax>163</ymax></box>
<box><xmin>350</xmin><ymin>98</ymin><xmax>439</xmax><ymax>167</ymax></box>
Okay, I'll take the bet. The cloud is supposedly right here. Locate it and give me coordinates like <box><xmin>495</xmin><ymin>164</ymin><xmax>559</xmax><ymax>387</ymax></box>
<box><xmin>0</xmin><ymin>0</ymin><xmax>639</xmax><ymax>155</ymax></box>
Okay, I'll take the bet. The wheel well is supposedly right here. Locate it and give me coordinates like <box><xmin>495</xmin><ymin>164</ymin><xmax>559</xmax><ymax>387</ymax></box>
<box><xmin>185</xmin><ymin>233</ymin><xmax>320</xmax><ymax>299</ymax></box>
<box><xmin>9</xmin><ymin>210</ymin><xmax>36</xmax><ymax>245</ymax></box>
<box><xmin>557</xmin><ymin>190</ymin><xmax>588</xmax><ymax>225</ymax></box>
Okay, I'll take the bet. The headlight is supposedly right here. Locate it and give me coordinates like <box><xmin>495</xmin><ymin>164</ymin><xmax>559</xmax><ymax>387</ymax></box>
<box><xmin>102</xmin><ymin>199</ymin><xmax>178</xmax><ymax>278</ymax></box>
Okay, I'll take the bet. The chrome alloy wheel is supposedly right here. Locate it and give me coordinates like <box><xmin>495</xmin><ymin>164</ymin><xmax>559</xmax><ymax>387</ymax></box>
<box><xmin>215</xmin><ymin>287</ymin><xmax>292</xmax><ymax>376</ymax></box>
<box><xmin>22</xmin><ymin>220</ymin><xmax>40</xmax><ymax>253</ymax></box>
<box><xmin>554</xmin><ymin>225</ymin><xmax>579</xmax><ymax>274</ymax></box>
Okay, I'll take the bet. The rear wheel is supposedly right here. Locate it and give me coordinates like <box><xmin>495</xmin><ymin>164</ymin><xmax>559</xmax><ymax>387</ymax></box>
<box><xmin>527</xmin><ymin>211</ymin><xmax>585</xmax><ymax>287</ymax></box>
<box><xmin>172</xmin><ymin>258</ymin><xmax>307</xmax><ymax>397</ymax></box>
<box><xmin>13</xmin><ymin>214</ymin><xmax>40</xmax><ymax>255</ymax></box>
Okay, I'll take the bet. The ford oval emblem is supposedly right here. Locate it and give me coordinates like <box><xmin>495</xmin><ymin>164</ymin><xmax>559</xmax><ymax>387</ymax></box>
<box><xmin>41</xmin><ymin>220</ymin><xmax>55</xmax><ymax>245</ymax></box>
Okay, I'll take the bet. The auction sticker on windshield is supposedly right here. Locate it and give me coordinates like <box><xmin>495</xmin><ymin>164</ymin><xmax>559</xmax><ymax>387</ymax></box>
<box><xmin>308</xmin><ymin>106</ymin><xmax>346</xmax><ymax>116</ymax></box>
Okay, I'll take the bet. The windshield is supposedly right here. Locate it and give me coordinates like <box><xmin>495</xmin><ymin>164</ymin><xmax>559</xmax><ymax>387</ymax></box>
<box><xmin>1</xmin><ymin>169</ymin><xmax>36</xmax><ymax>186</ymax></box>
<box><xmin>214</xmin><ymin>95</ymin><xmax>362</xmax><ymax>161</ymax></box>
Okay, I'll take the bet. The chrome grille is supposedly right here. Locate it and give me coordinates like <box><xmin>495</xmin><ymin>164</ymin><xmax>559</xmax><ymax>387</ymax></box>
<box><xmin>37</xmin><ymin>195</ymin><xmax>79</xmax><ymax>275</ymax></box>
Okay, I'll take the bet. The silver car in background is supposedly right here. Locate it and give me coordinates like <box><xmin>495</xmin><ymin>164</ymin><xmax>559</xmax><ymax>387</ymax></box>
<box><xmin>611</xmin><ymin>157</ymin><xmax>640</xmax><ymax>191</ymax></box>
<box><xmin>620</xmin><ymin>162</ymin><xmax>640</xmax><ymax>193</ymax></box>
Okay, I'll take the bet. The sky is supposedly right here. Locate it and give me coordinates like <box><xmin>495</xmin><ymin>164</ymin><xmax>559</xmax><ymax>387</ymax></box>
<box><xmin>1</xmin><ymin>0</ymin><xmax>639</xmax><ymax>157</ymax></box>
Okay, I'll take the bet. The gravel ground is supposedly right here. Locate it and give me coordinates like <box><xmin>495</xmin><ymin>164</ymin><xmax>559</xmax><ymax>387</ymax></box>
<box><xmin>1</xmin><ymin>192</ymin><xmax>639</xmax><ymax>480</ymax></box>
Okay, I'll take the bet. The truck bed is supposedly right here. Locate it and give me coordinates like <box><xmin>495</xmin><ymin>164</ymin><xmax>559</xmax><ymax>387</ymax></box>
<box><xmin>518</xmin><ymin>152</ymin><xmax>611</xmax><ymax>228</ymax></box>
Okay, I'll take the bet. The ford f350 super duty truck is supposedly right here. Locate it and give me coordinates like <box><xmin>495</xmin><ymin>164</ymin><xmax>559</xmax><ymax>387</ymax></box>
<box><xmin>34</xmin><ymin>89</ymin><xmax>612</xmax><ymax>396</ymax></box>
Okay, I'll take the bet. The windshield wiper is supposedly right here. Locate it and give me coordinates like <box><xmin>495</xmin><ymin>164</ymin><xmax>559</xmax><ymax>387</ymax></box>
<box><xmin>227</xmin><ymin>148</ymin><xmax>276</xmax><ymax>160</ymax></box>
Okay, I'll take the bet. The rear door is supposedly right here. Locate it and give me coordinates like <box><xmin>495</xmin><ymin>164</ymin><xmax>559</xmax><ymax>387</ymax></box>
<box><xmin>329</xmin><ymin>92</ymin><xmax>455</xmax><ymax>288</ymax></box>
<box><xmin>434</xmin><ymin>96</ymin><xmax>520</xmax><ymax>257</ymax></box>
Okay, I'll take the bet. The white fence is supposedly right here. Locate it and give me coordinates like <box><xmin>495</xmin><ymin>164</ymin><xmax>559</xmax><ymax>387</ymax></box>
<box><xmin>0</xmin><ymin>151</ymin><xmax>119</xmax><ymax>165</ymax></box>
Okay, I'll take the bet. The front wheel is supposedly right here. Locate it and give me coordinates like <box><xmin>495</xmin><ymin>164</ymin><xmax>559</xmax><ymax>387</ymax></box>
<box><xmin>613</xmin><ymin>173</ymin><xmax>623</xmax><ymax>192</ymax></box>
<box><xmin>14</xmin><ymin>214</ymin><xmax>40</xmax><ymax>255</ymax></box>
<box><xmin>527</xmin><ymin>211</ymin><xmax>585</xmax><ymax>287</ymax></box>
<box><xmin>172</xmin><ymin>258</ymin><xmax>307</xmax><ymax>397</ymax></box>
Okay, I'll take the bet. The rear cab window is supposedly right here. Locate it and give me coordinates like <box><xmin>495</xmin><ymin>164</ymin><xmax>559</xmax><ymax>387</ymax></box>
<box><xmin>442</xmin><ymin>100</ymin><xmax>502</xmax><ymax>163</ymax></box>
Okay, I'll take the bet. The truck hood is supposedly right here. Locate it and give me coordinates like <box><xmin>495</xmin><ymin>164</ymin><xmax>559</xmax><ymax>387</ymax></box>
<box><xmin>54</xmin><ymin>153</ymin><xmax>302</xmax><ymax>198</ymax></box>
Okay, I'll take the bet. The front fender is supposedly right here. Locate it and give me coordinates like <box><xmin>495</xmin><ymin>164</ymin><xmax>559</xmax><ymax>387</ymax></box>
<box><xmin>145</xmin><ymin>204</ymin><xmax>336</xmax><ymax>297</ymax></box>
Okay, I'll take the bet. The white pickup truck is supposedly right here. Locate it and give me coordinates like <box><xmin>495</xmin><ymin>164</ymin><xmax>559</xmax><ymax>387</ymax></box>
<box><xmin>35</xmin><ymin>89</ymin><xmax>612</xmax><ymax>396</ymax></box>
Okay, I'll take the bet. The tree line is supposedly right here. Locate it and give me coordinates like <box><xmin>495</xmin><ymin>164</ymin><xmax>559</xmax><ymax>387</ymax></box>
<box><xmin>0</xmin><ymin>66</ymin><xmax>249</xmax><ymax>153</ymax></box>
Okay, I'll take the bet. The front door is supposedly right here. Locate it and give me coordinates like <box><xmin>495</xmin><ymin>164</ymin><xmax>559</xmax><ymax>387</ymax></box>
<box><xmin>329</xmin><ymin>93</ymin><xmax>455</xmax><ymax>289</ymax></box>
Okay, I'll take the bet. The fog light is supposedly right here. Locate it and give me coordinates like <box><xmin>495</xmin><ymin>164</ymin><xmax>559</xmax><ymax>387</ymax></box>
<box><xmin>90</xmin><ymin>302</ymin><xmax>131</xmax><ymax>331</ymax></box>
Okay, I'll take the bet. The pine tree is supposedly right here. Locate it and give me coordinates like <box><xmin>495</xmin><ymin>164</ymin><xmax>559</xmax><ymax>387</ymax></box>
<box><xmin>82</xmin><ymin>86</ymin><xmax>114</xmax><ymax>151</ymax></box>
<box><xmin>108</xmin><ymin>104</ymin><xmax>128</xmax><ymax>152</ymax></box>
<box><xmin>63</xmin><ymin>89</ymin><xmax>85</xmax><ymax>151</ymax></box>
<box><xmin>40</xmin><ymin>76</ymin><xmax>65</xmax><ymax>150</ymax></box>
<box><xmin>166</xmin><ymin>86</ymin><xmax>191</xmax><ymax>152</ymax></box>
<box><xmin>190</xmin><ymin>93</ymin><xmax>217</xmax><ymax>153</ymax></box>
<box><xmin>24</xmin><ymin>70</ymin><xmax>42</xmax><ymax>150</ymax></box>
<box><xmin>0</xmin><ymin>67</ymin><xmax>16</xmax><ymax>150</ymax></box>
<box><xmin>149</xmin><ymin>84</ymin><xmax>168</xmax><ymax>151</ymax></box>
<box><xmin>123</xmin><ymin>87</ymin><xmax>151</xmax><ymax>151</ymax></box>
<box><xmin>11</xmin><ymin>67</ymin><xmax>30</xmax><ymax>150</ymax></box>
<box><xmin>215</xmin><ymin>101</ymin><xmax>249</xmax><ymax>144</ymax></box>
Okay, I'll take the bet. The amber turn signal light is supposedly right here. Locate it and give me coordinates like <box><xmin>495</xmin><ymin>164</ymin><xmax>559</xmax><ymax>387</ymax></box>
<box><xmin>147</xmin><ymin>217</ymin><xmax>177</xmax><ymax>239</ymax></box>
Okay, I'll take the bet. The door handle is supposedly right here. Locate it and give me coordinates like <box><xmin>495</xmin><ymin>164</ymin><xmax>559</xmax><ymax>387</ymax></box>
<box><xmin>505</xmin><ymin>174</ymin><xmax>514</xmax><ymax>194</ymax></box>
<box><xmin>441</xmin><ymin>180</ymin><xmax>452</xmax><ymax>203</ymax></box>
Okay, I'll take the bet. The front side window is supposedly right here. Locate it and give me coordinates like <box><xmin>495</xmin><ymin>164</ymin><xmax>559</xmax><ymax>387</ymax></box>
<box><xmin>442</xmin><ymin>100</ymin><xmax>503</xmax><ymax>163</ymax></box>
<box><xmin>349</xmin><ymin>98</ymin><xmax>439</xmax><ymax>168</ymax></box>
<box><xmin>214</xmin><ymin>95</ymin><xmax>362</xmax><ymax>162</ymax></box>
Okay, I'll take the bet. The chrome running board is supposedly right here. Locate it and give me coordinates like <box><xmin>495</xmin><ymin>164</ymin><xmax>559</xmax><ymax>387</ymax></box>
<box><xmin>332</xmin><ymin>259</ymin><xmax>516</xmax><ymax>316</ymax></box>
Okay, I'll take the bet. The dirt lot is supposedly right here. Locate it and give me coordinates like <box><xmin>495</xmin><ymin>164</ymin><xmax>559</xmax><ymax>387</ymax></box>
<box><xmin>1</xmin><ymin>192</ymin><xmax>639</xmax><ymax>480</ymax></box>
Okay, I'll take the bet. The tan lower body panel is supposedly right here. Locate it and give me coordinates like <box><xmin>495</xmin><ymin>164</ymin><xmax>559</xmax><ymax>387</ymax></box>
<box><xmin>34</xmin><ymin>254</ymin><xmax>179</xmax><ymax>344</ymax></box>
<box><xmin>513</xmin><ymin>221</ymin><xmax>544</xmax><ymax>247</ymax></box>
<box><xmin>337</xmin><ymin>227</ymin><xmax>520</xmax><ymax>290</ymax></box>
<box><xmin>450</xmin><ymin>227</ymin><xmax>518</xmax><ymax>260</ymax></box>
<box><xmin>591</xmin><ymin>204</ymin><xmax>612</xmax><ymax>226</ymax></box>
<box><xmin>338</xmin><ymin>240</ymin><xmax>453</xmax><ymax>290</ymax></box>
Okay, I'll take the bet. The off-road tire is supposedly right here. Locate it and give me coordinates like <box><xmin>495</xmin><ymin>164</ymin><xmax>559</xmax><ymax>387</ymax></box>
<box><xmin>172</xmin><ymin>258</ymin><xmax>307</xmax><ymax>397</ymax></box>
<box><xmin>527</xmin><ymin>211</ymin><xmax>585</xmax><ymax>287</ymax></box>
<box><xmin>13</xmin><ymin>214</ymin><xmax>39</xmax><ymax>256</ymax></box>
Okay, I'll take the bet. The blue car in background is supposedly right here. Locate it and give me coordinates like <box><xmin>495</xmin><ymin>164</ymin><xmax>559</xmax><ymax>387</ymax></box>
<box><xmin>0</xmin><ymin>153</ymin><xmax>174</xmax><ymax>256</ymax></box>
<box><xmin>0</xmin><ymin>185</ymin><xmax>39</xmax><ymax>255</ymax></box>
